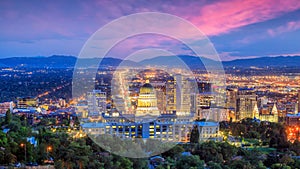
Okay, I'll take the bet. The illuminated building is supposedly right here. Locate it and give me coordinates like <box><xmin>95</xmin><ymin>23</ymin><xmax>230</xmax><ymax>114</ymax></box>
<box><xmin>0</xmin><ymin>102</ymin><xmax>13</xmax><ymax>114</ymax></box>
<box><xmin>194</xmin><ymin>92</ymin><xmax>216</xmax><ymax>119</ymax></box>
<box><xmin>190</xmin><ymin>93</ymin><xmax>197</xmax><ymax>114</ymax></box>
<box><xmin>59</xmin><ymin>98</ymin><xmax>66</xmax><ymax>107</ymax></box>
<box><xmin>193</xmin><ymin>91</ymin><xmax>228</xmax><ymax>122</ymax></box>
<box><xmin>76</xmin><ymin>100</ymin><xmax>88</xmax><ymax>118</ymax></box>
<box><xmin>82</xmin><ymin>118</ymin><xmax>219</xmax><ymax>143</ymax></box>
<box><xmin>87</xmin><ymin>90</ymin><xmax>106</xmax><ymax>118</ymax></box>
<box><xmin>197</xmin><ymin>122</ymin><xmax>219</xmax><ymax>141</ymax></box>
<box><xmin>277</xmin><ymin>107</ymin><xmax>287</xmax><ymax>118</ymax></box>
<box><xmin>40</xmin><ymin>104</ymin><xmax>49</xmax><ymax>111</ymax></box>
<box><xmin>136</xmin><ymin>80</ymin><xmax>160</xmax><ymax>118</ymax></box>
<box><xmin>225</xmin><ymin>88</ymin><xmax>237</xmax><ymax>115</ymax></box>
<box><xmin>285</xmin><ymin>114</ymin><xmax>300</xmax><ymax>142</ymax></box>
<box><xmin>81</xmin><ymin>81</ymin><xmax>220</xmax><ymax>143</ymax></box>
<box><xmin>155</xmin><ymin>87</ymin><xmax>166</xmax><ymax>113</ymax></box>
<box><xmin>175</xmin><ymin>74</ymin><xmax>191</xmax><ymax>113</ymax></box>
<box><xmin>198</xmin><ymin>107</ymin><xmax>228</xmax><ymax>122</ymax></box>
<box><xmin>197</xmin><ymin>92</ymin><xmax>216</xmax><ymax>108</ymax></box>
<box><xmin>236</xmin><ymin>88</ymin><xmax>257</xmax><ymax>120</ymax></box>
<box><xmin>17</xmin><ymin>97</ymin><xmax>38</xmax><ymax>109</ymax></box>
<box><xmin>254</xmin><ymin>103</ymin><xmax>279</xmax><ymax>122</ymax></box>
<box><xmin>166</xmin><ymin>77</ymin><xmax>176</xmax><ymax>113</ymax></box>
<box><xmin>285</xmin><ymin>113</ymin><xmax>300</xmax><ymax>126</ymax></box>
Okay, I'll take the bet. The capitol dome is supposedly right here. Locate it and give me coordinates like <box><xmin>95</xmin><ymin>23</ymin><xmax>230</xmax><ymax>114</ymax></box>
<box><xmin>139</xmin><ymin>82</ymin><xmax>155</xmax><ymax>94</ymax></box>
<box><xmin>136</xmin><ymin>80</ymin><xmax>160</xmax><ymax>118</ymax></box>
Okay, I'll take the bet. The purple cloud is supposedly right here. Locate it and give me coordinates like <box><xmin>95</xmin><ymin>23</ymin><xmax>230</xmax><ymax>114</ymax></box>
<box><xmin>0</xmin><ymin>0</ymin><xmax>300</xmax><ymax>59</ymax></box>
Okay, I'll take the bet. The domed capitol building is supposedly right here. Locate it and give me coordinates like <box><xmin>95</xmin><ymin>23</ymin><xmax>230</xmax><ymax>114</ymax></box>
<box><xmin>81</xmin><ymin>79</ymin><xmax>220</xmax><ymax>143</ymax></box>
<box><xmin>136</xmin><ymin>80</ymin><xmax>160</xmax><ymax>118</ymax></box>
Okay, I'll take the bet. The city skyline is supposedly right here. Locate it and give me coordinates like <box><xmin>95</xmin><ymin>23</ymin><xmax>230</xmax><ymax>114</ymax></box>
<box><xmin>2</xmin><ymin>1</ymin><xmax>300</xmax><ymax>168</ymax></box>
<box><xmin>0</xmin><ymin>0</ymin><xmax>300</xmax><ymax>60</ymax></box>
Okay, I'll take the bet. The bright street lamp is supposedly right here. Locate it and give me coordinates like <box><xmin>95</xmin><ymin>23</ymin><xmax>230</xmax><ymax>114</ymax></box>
<box><xmin>20</xmin><ymin>143</ymin><xmax>27</xmax><ymax>163</ymax></box>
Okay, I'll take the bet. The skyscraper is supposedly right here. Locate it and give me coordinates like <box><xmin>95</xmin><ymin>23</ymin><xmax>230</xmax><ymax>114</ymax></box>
<box><xmin>225</xmin><ymin>88</ymin><xmax>237</xmax><ymax>112</ymax></box>
<box><xmin>175</xmin><ymin>74</ymin><xmax>191</xmax><ymax>113</ymax></box>
<box><xmin>236</xmin><ymin>88</ymin><xmax>257</xmax><ymax>120</ymax></box>
<box><xmin>166</xmin><ymin>77</ymin><xmax>176</xmax><ymax>113</ymax></box>
<box><xmin>155</xmin><ymin>87</ymin><xmax>166</xmax><ymax>113</ymax></box>
<box><xmin>87</xmin><ymin>90</ymin><xmax>107</xmax><ymax>118</ymax></box>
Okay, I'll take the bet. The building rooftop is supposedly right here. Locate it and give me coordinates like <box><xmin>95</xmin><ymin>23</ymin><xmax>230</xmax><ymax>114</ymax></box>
<box><xmin>286</xmin><ymin>113</ymin><xmax>300</xmax><ymax>117</ymax></box>
<box><xmin>194</xmin><ymin>121</ymin><xmax>219</xmax><ymax>126</ymax></box>
<box><xmin>81</xmin><ymin>122</ymin><xmax>107</xmax><ymax>128</ymax></box>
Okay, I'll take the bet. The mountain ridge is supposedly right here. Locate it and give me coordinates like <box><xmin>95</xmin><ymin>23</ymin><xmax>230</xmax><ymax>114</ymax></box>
<box><xmin>1</xmin><ymin>55</ymin><xmax>300</xmax><ymax>68</ymax></box>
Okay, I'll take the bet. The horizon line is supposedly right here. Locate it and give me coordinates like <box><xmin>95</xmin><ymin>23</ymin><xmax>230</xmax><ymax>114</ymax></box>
<box><xmin>1</xmin><ymin>54</ymin><xmax>300</xmax><ymax>62</ymax></box>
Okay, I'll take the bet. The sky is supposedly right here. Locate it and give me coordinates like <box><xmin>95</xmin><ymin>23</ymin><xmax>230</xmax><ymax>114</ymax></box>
<box><xmin>0</xmin><ymin>0</ymin><xmax>300</xmax><ymax>61</ymax></box>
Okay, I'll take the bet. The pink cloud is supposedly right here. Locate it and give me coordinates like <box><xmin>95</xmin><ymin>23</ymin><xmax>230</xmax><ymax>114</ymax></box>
<box><xmin>188</xmin><ymin>0</ymin><xmax>300</xmax><ymax>36</ymax></box>
<box><xmin>1</xmin><ymin>0</ymin><xmax>300</xmax><ymax>41</ymax></box>
<box><xmin>236</xmin><ymin>19</ymin><xmax>300</xmax><ymax>45</ymax></box>
<box><xmin>1</xmin><ymin>0</ymin><xmax>300</xmax><ymax>58</ymax></box>
<box><xmin>268</xmin><ymin>20</ymin><xmax>300</xmax><ymax>36</ymax></box>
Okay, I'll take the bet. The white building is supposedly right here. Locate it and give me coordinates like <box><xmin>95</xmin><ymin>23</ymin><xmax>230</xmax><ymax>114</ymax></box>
<box><xmin>81</xmin><ymin>119</ymin><xmax>219</xmax><ymax>143</ymax></box>
<box><xmin>87</xmin><ymin>90</ymin><xmax>106</xmax><ymax>118</ymax></box>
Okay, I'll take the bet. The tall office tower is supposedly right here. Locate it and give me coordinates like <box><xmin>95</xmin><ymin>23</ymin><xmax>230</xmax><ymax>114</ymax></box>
<box><xmin>175</xmin><ymin>74</ymin><xmax>191</xmax><ymax>113</ymax></box>
<box><xmin>225</xmin><ymin>88</ymin><xmax>237</xmax><ymax>112</ymax></box>
<box><xmin>236</xmin><ymin>88</ymin><xmax>257</xmax><ymax>121</ymax></box>
<box><xmin>155</xmin><ymin>87</ymin><xmax>166</xmax><ymax>113</ymax></box>
<box><xmin>197</xmin><ymin>93</ymin><xmax>216</xmax><ymax>108</ymax></box>
<box><xmin>189</xmin><ymin>79</ymin><xmax>198</xmax><ymax>114</ymax></box>
<box><xmin>175</xmin><ymin>74</ymin><xmax>182</xmax><ymax>112</ymax></box>
<box><xmin>190</xmin><ymin>93</ymin><xmax>197</xmax><ymax>114</ymax></box>
<box><xmin>195</xmin><ymin>93</ymin><xmax>217</xmax><ymax>120</ymax></box>
<box><xmin>182</xmin><ymin>77</ymin><xmax>192</xmax><ymax>113</ymax></box>
<box><xmin>87</xmin><ymin>90</ymin><xmax>106</xmax><ymax>118</ymax></box>
<box><xmin>166</xmin><ymin>76</ymin><xmax>176</xmax><ymax>114</ymax></box>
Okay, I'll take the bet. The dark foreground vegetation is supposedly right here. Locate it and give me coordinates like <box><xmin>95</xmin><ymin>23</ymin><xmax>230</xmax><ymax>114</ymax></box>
<box><xmin>1</xmin><ymin>111</ymin><xmax>300</xmax><ymax>169</ymax></box>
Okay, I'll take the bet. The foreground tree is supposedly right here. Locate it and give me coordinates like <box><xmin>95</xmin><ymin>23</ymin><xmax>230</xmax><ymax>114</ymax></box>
<box><xmin>5</xmin><ymin>109</ymin><xmax>12</xmax><ymax>125</ymax></box>
<box><xmin>175</xmin><ymin>155</ymin><xmax>204</xmax><ymax>169</ymax></box>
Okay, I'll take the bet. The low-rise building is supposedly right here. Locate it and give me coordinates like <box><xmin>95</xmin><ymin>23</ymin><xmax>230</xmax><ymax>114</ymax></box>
<box><xmin>285</xmin><ymin>113</ymin><xmax>300</xmax><ymax>126</ymax></box>
<box><xmin>81</xmin><ymin>116</ymin><xmax>219</xmax><ymax>143</ymax></box>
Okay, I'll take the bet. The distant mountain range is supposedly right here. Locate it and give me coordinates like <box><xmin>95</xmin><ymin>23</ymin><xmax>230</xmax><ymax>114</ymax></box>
<box><xmin>223</xmin><ymin>56</ymin><xmax>300</xmax><ymax>68</ymax></box>
<box><xmin>0</xmin><ymin>55</ymin><xmax>300</xmax><ymax>68</ymax></box>
<box><xmin>0</xmin><ymin>55</ymin><xmax>137</xmax><ymax>68</ymax></box>
<box><xmin>139</xmin><ymin>55</ymin><xmax>218</xmax><ymax>69</ymax></box>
